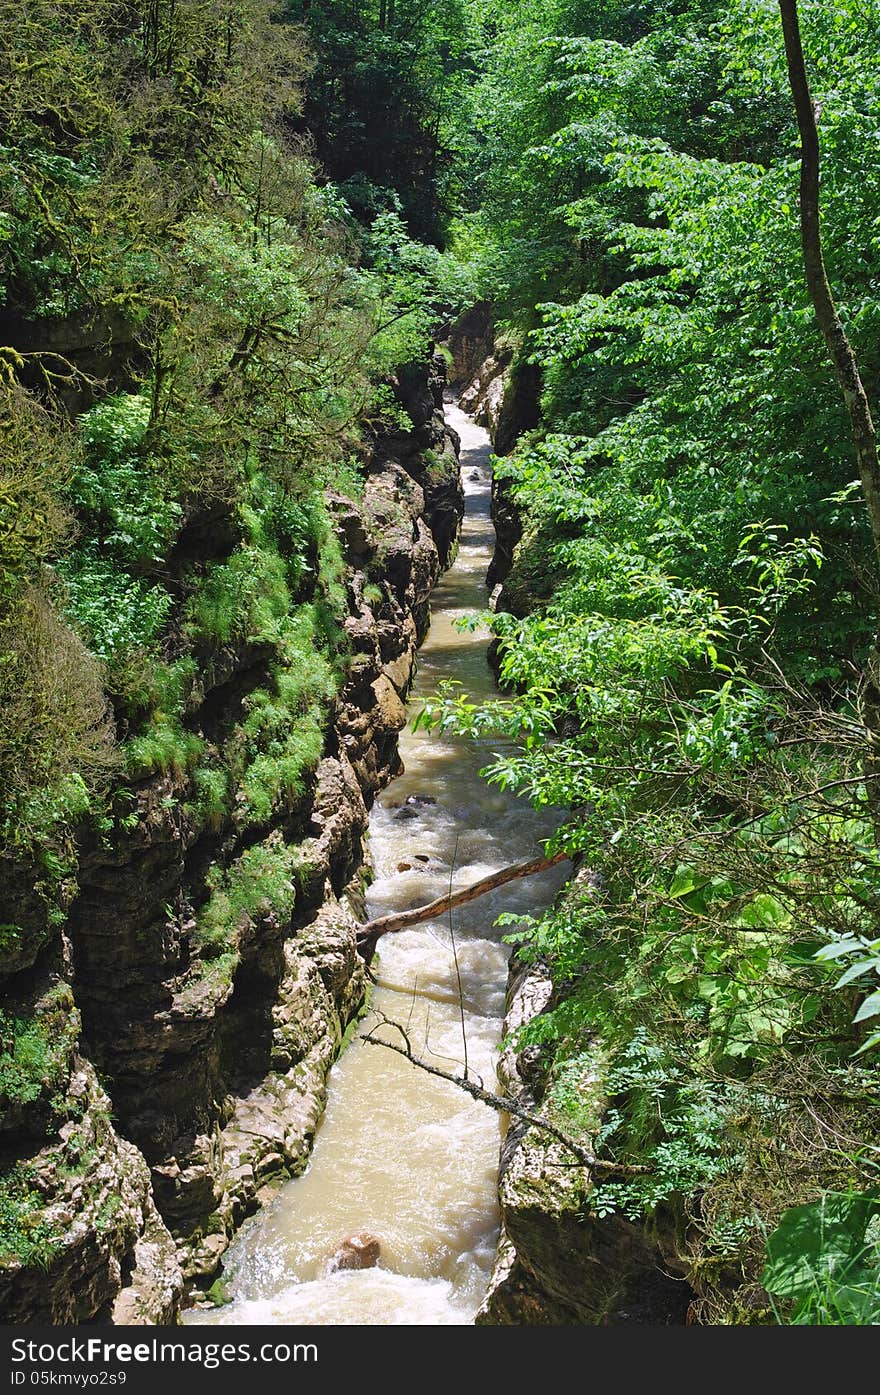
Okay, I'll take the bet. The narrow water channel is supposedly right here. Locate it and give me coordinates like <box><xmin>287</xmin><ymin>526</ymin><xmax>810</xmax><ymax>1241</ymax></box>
<box><xmin>189</xmin><ymin>403</ymin><xmax>563</xmax><ymax>1325</ymax></box>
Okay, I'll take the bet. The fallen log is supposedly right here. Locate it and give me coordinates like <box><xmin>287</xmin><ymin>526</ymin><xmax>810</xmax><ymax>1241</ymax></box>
<box><xmin>356</xmin><ymin>850</ymin><xmax>569</xmax><ymax>949</ymax></box>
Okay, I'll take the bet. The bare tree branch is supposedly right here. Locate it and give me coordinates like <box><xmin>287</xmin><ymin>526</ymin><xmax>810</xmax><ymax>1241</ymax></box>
<box><xmin>360</xmin><ymin>1014</ymin><xmax>652</xmax><ymax>1176</ymax></box>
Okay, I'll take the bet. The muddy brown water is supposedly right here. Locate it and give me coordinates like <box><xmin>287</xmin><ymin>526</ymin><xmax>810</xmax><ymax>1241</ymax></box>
<box><xmin>187</xmin><ymin>403</ymin><xmax>564</xmax><ymax>1325</ymax></box>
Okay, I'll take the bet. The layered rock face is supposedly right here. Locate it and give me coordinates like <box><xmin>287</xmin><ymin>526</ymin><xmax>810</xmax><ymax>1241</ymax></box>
<box><xmin>0</xmin><ymin>358</ymin><xmax>462</xmax><ymax>1322</ymax></box>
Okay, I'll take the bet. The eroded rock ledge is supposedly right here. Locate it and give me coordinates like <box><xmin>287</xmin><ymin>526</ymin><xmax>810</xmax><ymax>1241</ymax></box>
<box><xmin>477</xmin><ymin>957</ymin><xmax>693</xmax><ymax>1325</ymax></box>
<box><xmin>0</xmin><ymin>356</ymin><xmax>463</xmax><ymax>1323</ymax></box>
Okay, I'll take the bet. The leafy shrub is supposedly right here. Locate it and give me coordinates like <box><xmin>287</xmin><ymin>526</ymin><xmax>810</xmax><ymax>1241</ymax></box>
<box><xmin>193</xmin><ymin>834</ymin><xmax>300</xmax><ymax>968</ymax></box>
<box><xmin>75</xmin><ymin>395</ymin><xmax>182</xmax><ymax>566</ymax></box>
<box><xmin>185</xmin><ymin>546</ymin><xmax>290</xmax><ymax>648</ymax></box>
<box><xmin>239</xmin><ymin>705</ymin><xmax>324</xmax><ymax>825</ymax></box>
<box><xmin>188</xmin><ymin>767</ymin><xmax>230</xmax><ymax>831</ymax></box>
<box><xmin>61</xmin><ymin>550</ymin><xmax>172</xmax><ymax>664</ymax></box>
<box><xmin>124</xmin><ymin>725</ymin><xmax>203</xmax><ymax>781</ymax></box>
<box><xmin>0</xmin><ymin>587</ymin><xmax>115</xmax><ymax>849</ymax></box>
<box><xmin>0</xmin><ymin>388</ymin><xmax>71</xmax><ymax>599</ymax></box>
<box><xmin>0</xmin><ymin>1165</ymin><xmax>58</xmax><ymax>1268</ymax></box>
<box><xmin>0</xmin><ymin>1011</ymin><xmax>67</xmax><ymax>1112</ymax></box>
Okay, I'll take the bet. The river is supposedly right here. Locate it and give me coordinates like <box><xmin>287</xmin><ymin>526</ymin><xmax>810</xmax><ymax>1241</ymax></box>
<box><xmin>187</xmin><ymin>401</ymin><xmax>563</xmax><ymax>1326</ymax></box>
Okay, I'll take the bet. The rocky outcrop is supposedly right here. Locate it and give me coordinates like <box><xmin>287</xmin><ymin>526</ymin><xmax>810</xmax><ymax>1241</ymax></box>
<box><xmin>460</xmin><ymin>348</ymin><xmax>512</xmax><ymax>441</ymax></box>
<box><xmin>477</xmin><ymin>959</ymin><xmax>692</xmax><ymax>1325</ymax></box>
<box><xmin>0</xmin><ymin>358</ymin><xmax>463</xmax><ymax>1321</ymax></box>
<box><xmin>0</xmin><ymin>1046</ymin><xmax>182</xmax><ymax>1325</ymax></box>
<box><xmin>450</xmin><ymin>303</ymin><xmax>541</xmax><ymax>461</ymax></box>
<box><xmin>446</xmin><ymin>302</ymin><xmax>495</xmax><ymax>390</ymax></box>
<box><xmin>448</xmin><ymin>309</ymin><xmax>541</xmax><ymax>601</ymax></box>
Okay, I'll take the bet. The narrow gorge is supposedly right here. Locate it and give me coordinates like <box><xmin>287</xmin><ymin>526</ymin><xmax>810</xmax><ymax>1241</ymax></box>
<box><xmin>186</xmin><ymin>400</ymin><xmax>565</xmax><ymax>1325</ymax></box>
<box><xmin>5</xmin><ymin>0</ymin><xmax>880</xmax><ymax>1334</ymax></box>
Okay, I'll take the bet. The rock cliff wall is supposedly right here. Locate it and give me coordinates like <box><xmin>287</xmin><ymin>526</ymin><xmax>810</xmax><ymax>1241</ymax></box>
<box><xmin>0</xmin><ymin>356</ymin><xmax>462</xmax><ymax>1322</ymax></box>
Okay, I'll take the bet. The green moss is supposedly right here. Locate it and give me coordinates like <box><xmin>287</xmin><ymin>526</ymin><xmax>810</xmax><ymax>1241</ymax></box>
<box><xmin>339</xmin><ymin>983</ymin><xmax>373</xmax><ymax>1053</ymax></box>
<box><xmin>193</xmin><ymin>834</ymin><xmax>300</xmax><ymax>965</ymax></box>
<box><xmin>205</xmin><ymin>1277</ymin><xmax>233</xmax><ymax>1307</ymax></box>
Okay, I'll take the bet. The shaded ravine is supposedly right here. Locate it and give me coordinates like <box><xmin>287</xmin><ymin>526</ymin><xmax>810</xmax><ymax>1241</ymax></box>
<box><xmin>187</xmin><ymin>402</ymin><xmax>564</xmax><ymax>1326</ymax></box>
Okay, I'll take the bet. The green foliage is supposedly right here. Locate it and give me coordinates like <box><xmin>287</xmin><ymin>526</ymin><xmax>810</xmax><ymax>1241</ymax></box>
<box><xmin>762</xmin><ymin>1193</ymin><xmax>880</xmax><ymax>1325</ymax></box>
<box><xmin>286</xmin><ymin>0</ymin><xmax>476</xmax><ymax>241</ymax></box>
<box><xmin>0</xmin><ymin>1165</ymin><xmax>58</xmax><ymax>1269</ymax></box>
<box><xmin>357</xmin><ymin>204</ymin><xmax>473</xmax><ymax>371</ymax></box>
<box><xmin>185</xmin><ymin>547</ymin><xmax>290</xmax><ymax>649</ymax></box>
<box><xmin>230</xmin><ymin>607</ymin><xmax>337</xmax><ymax>826</ymax></box>
<box><xmin>0</xmin><ymin>989</ymin><xmax>77</xmax><ymax>1118</ymax></box>
<box><xmin>188</xmin><ymin>767</ymin><xmax>230</xmax><ymax>832</ymax></box>
<box><xmin>0</xmin><ymin>587</ymin><xmax>115</xmax><ymax>851</ymax></box>
<box><xmin>238</xmin><ymin>705</ymin><xmax>324</xmax><ymax>826</ymax></box>
<box><xmin>62</xmin><ymin>552</ymin><xmax>172</xmax><ymax>665</ymax></box>
<box><xmin>124</xmin><ymin>726</ymin><xmax>204</xmax><ymax>782</ymax></box>
<box><xmin>408</xmin><ymin>0</ymin><xmax>880</xmax><ymax>1322</ymax></box>
<box><xmin>0</xmin><ymin>1014</ymin><xmax>61</xmax><ymax>1111</ymax></box>
<box><xmin>815</xmin><ymin>934</ymin><xmax>880</xmax><ymax>1054</ymax></box>
<box><xmin>74</xmin><ymin>396</ymin><xmax>182</xmax><ymax>567</ymax></box>
<box><xmin>0</xmin><ymin>389</ymin><xmax>71</xmax><ymax>601</ymax></box>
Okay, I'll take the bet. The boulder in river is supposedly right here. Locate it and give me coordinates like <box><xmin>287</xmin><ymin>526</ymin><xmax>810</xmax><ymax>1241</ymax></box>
<box><xmin>327</xmin><ymin>1232</ymin><xmax>382</xmax><ymax>1273</ymax></box>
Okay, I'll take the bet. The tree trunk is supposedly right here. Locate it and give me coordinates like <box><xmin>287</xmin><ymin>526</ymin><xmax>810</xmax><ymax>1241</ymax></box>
<box><xmin>778</xmin><ymin>0</ymin><xmax>880</xmax><ymax>796</ymax></box>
